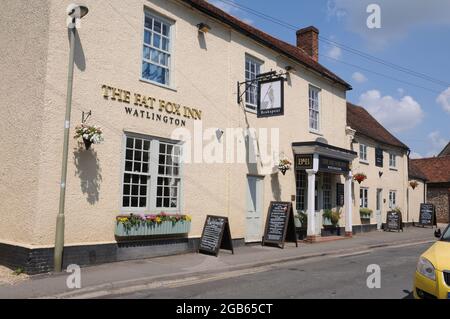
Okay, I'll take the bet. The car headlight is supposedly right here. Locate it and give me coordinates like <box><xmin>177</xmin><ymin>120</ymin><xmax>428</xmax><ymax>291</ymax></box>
<box><xmin>417</xmin><ymin>257</ymin><xmax>436</xmax><ymax>281</ymax></box>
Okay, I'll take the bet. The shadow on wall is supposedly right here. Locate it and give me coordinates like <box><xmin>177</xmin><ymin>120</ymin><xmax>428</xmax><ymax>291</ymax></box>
<box><xmin>271</xmin><ymin>173</ymin><xmax>282</xmax><ymax>201</ymax></box>
<box><xmin>73</xmin><ymin>145</ymin><xmax>102</xmax><ymax>204</ymax></box>
<box><xmin>67</xmin><ymin>29</ymin><xmax>86</xmax><ymax>71</ymax></box>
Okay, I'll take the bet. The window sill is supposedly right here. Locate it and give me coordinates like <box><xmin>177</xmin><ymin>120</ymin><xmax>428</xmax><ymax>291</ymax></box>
<box><xmin>309</xmin><ymin>130</ymin><xmax>323</xmax><ymax>136</ymax></box>
<box><xmin>359</xmin><ymin>160</ymin><xmax>369</xmax><ymax>165</ymax></box>
<box><xmin>244</xmin><ymin>106</ymin><xmax>257</xmax><ymax>114</ymax></box>
<box><xmin>389</xmin><ymin>167</ymin><xmax>398</xmax><ymax>171</ymax></box>
<box><xmin>139</xmin><ymin>78</ymin><xmax>178</xmax><ymax>92</ymax></box>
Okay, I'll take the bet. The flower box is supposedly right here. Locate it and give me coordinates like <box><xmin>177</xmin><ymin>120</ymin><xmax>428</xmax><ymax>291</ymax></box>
<box><xmin>115</xmin><ymin>214</ymin><xmax>191</xmax><ymax>237</ymax></box>
<box><xmin>115</xmin><ymin>221</ymin><xmax>191</xmax><ymax>237</ymax></box>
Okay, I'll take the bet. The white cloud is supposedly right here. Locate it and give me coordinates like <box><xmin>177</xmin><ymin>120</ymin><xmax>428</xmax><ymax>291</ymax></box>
<box><xmin>409</xmin><ymin>152</ymin><xmax>422</xmax><ymax>159</ymax></box>
<box><xmin>208</xmin><ymin>0</ymin><xmax>254</xmax><ymax>24</ymax></box>
<box><xmin>426</xmin><ymin>131</ymin><xmax>448</xmax><ymax>157</ymax></box>
<box><xmin>327</xmin><ymin>0</ymin><xmax>450</xmax><ymax>49</ymax></box>
<box><xmin>436</xmin><ymin>87</ymin><xmax>450</xmax><ymax>114</ymax></box>
<box><xmin>327</xmin><ymin>45</ymin><xmax>342</xmax><ymax>59</ymax></box>
<box><xmin>358</xmin><ymin>90</ymin><xmax>424</xmax><ymax>133</ymax></box>
<box><xmin>352</xmin><ymin>72</ymin><xmax>367</xmax><ymax>83</ymax></box>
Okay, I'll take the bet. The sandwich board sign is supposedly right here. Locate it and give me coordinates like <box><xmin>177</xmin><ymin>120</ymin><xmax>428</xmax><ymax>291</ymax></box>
<box><xmin>385</xmin><ymin>211</ymin><xmax>404</xmax><ymax>232</ymax></box>
<box><xmin>262</xmin><ymin>202</ymin><xmax>298</xmax><ymax>249</ymax></box>
<box><xmin>198</xmin><ymin>215</ymin><xmax>234</xmax><ymax>257</ymax></box>
<box><xmin>418</xmin><ymin>203</ymin><xmax>437</xmax><ymax>228</ymax></box>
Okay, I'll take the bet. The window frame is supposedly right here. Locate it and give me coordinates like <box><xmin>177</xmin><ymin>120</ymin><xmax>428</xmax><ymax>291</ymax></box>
<box><xmin>141</xmin><ymin>10</ymin><xmax>174</xmax><ymax>89</ymax></box>
<box><xmin>308</xmin><ymin>85</ymin><xmax>321</xmax><ymax>133</ymax></box>
<box><xmin>389</xmin><ymin>153</ymin><xmax>397</xmax><ymax>169</ymax></box>
<box><xmin>389</xmin><ymin>190</ymin><xmax>397</xmax><ymax>209</ymax></box>
<box><xmin>360</xmin><ymin>187</ymin><xmax>369</xmax><ymax>208</ymax></box>
<box><xmin>296</xmin><ymin>170</ymin><xmax>308</xmax><ymax>212</ymax></box>
<box><xmin>120</xmin><ymin>132</ymin><xmax>183</xmax><ymax>214</ymax></box>
<box><xmin>244</xmin><ymin>54</ymin><xmax>263</xmax><ymax>112</ymax></box>
<box><xmin>359</xmin><ymin>144</ymin><xmax>368</xmax><ymax>163</ymax></box>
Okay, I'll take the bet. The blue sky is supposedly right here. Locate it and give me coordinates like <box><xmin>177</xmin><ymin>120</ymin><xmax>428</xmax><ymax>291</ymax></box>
<box><xmin>209</xmin><ymin>0</ymin><xmax>450</xmax><ymax>158</ymax></box>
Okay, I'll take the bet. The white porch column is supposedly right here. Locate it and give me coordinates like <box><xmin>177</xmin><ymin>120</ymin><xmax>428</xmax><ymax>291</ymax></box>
<box><xmin>344</xmin><ymin>172</ymin><xmax>353</xmax><ymax>237</ymax></box>
<box><xmin>306</xmin><ymin>154</ymin><xmax>319</xmax><ymax>242</ymax></box>
<box><xmin>306</xmin><ymin>171</ymin><xmax>316</xmax><ymax>239</ymax></box>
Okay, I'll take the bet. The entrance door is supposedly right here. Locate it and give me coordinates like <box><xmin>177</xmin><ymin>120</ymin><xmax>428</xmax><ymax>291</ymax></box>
<box><xmin>376</xmin><ymin>189</ymin><xmax>383</xmax><ymax>230</ymax></box>
<box><xmin>246</xmin><ymin>176</ymin><xmax>263</xmax><ymax>242</ymax></box>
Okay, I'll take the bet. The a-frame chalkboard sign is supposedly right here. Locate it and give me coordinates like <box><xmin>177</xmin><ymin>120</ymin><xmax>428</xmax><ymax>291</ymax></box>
<box><xmin>385</xmin><ymin>210</ymin><xmax>404</xmax><ymax>232</ymax></box>
<box><xmin>198</xmin><ymin>215</ymin><xmax>234</xmax><ymax>257</ymax></box>
<box><xmin>262</xmin><ymin>202</ymin><xmax>298</xmax><ymax>249</ymax></box>
<box><xmin>418</xmin><ymin>203</ymin><xmax>437</xmax><ymax>228</ymax></box>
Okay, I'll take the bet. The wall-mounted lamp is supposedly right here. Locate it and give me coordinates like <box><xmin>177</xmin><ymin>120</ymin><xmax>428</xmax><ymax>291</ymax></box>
<box><xmin>379</xmin><ymin>171</ymin><xmax>384</xmax><ymax>177</ymax></box>
<box><xmin>197</xmin><ymin>23</ymin><xmax>211</xmax><ymax>33</ymax></box>
<box><xmin>285</xmin><ymin>65</ymin><xmax>296</xmax><ymax>72</ymax></box>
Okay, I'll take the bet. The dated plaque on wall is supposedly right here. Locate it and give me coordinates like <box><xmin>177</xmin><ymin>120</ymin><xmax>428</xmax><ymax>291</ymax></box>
<box><xmin>418</xmin><ymin>203</ymin><xmax>437</xmax><ymax>228</ymax></box>
<box><xmin>198</xmin><ymin>215</ymin><xmax>234</xmax><ymax>257</ymax></box>
<box><xmin>262</xmin><ymin>202</ymin><xmax>298</xmax><ymax>249</ymax></box>
<box><xmin>295</xmin><ymin>154</ymin><xmax>314</xmax><ymax>170</ymax></box>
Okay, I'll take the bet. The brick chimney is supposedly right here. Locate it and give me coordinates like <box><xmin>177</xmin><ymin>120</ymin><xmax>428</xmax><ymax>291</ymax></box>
<box><xmin>296</xmin><ymin>26</ymin><xmax>319</xmax><ymax>62</ymax></box>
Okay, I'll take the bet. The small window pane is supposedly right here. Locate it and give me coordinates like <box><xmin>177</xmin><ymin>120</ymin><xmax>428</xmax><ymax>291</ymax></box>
<box><xmin>125</xmin><ymin>161</ymin><xmax>132</xmax><ymax>171</ymax></box>
<box><xmin>131</xmin><ymin>197</ymin><xmax>138</xmax><ymax>207</ymax></box>
<box><xmin>162</xmin><ymin>24</ymin><xmax>169</xmax><ymax>36</ymax></box>
<box><xmin>144</xmin><ymin>31</ymin><xmax>151</xmax><ymax>45</ymax></box>
<box><xmin>154</xmin><ymin>20</ymin><xmax>161</xmax><ymax>33</ymax></box>
<box><xmin>123</xmin><ymin>184</ymin><xmax>130</xmax><ymax>195</ymax></box>
<box><xmin>123</xmin><ymin>197</ymin><xmax>130</xmax><ymax>207</ymax></box>
<box><xmin>143</xmin><ymin>46</ymin><xmax>151</xmax><ymax>60</ymax></box>
<box><xmin>145</xmin><ymin>17</ymin><xmax>153</xmax><ymax>29</ymax></box>
<box><xmin>126</xmin><ymin>138</ymin><xmax>134</xmax><ymax>148</ymax></box>
<box><xmin>139</xmin><ymin>197</ymin><xmax>147</xmax><ymax>208</ymax></box>
<box><xmin>153</xmin><ymin>34</ymin><xmax>161</xmax><ymax>49</ymax></box>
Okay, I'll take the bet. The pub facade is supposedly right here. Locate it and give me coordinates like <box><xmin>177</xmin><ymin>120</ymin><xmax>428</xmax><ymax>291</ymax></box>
<box><xmin>0</xmin><ymin>0</ymin><xmax>411</xmax><ymax>273</ymax></box>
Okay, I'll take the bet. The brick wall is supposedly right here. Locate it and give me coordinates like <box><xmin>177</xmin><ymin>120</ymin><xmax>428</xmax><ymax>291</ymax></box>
<box><xmin>427</xmin><ymin>187</ymin><xmax>450</xmax><ymax>223</ymax></box>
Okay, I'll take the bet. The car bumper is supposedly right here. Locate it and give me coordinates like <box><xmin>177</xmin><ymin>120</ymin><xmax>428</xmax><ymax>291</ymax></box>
<box><xmin>413</xmin><ymin>271</ymin><xmax>450</xmax><ymax>299</ymax></box>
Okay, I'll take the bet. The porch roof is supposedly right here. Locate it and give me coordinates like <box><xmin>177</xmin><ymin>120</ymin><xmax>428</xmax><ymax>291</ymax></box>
<box><xmin>292</xmin><ymin>141</ymin><xmax>357</xmax><ymax>162</ymax></box>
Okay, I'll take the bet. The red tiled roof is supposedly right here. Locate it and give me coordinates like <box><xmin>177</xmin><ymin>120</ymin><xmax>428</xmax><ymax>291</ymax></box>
<box><xmin>346</xmin><ymin>102</ymin><xmax>409</xmax><ymax>150</ymax></box>
<box><xmin>410</xmin><ymin>156</ymin><xmax>450</xmax><ymax>183</ymax></box>
<box><xmin>408</xmin><ymin>159</ymin><xmax>427</xmax><ymax>181</ymax></box>
<box><xmin>180</xmin><ymin>0</ymin><xmax>352</xmax><ymax>90</ymax></box>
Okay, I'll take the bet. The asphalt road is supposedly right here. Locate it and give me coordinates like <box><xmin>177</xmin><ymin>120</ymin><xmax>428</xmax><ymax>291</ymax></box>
<box><xmin>106</xmin><ymin>242</ymin><xmax>432</xmax><ymax>299</ymax></box>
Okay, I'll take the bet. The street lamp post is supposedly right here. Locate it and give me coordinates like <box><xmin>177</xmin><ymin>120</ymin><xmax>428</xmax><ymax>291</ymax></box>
<box><xmin>54</xmin><ymin>4</ymin><xmax>89</xmax><ymax>273</ymax></box>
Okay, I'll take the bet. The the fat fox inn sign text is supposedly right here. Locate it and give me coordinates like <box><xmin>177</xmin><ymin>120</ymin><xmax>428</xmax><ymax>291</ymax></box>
<box><xmin>102</xmin><ymin>84</ymin><xmax>203</xmax><ymax>127</ymax></box>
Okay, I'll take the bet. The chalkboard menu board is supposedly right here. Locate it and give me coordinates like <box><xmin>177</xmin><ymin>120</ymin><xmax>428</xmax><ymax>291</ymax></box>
<box><xmin>419</xmin><ymin>203</ymin><xmax>437</xmax><ymax>228</ymax></box>
<box><xmin>262</xmin><ymin>202</ymin><xmax>298</xmax><ymax>249</ymax></box>
<box><xmin>198</xmin><ymin>215</ymin><xmax>234</xmax><ymax>257</ymax></box>
<box><xmin>385</xmin><ymin>211</ymin><xmax>403</xmax><ymax>232</ymax></box>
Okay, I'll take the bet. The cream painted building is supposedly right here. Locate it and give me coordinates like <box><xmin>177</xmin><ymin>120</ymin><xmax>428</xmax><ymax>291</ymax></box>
<box><xmin>0</xmin><ymin>0</ymin><xmax>412</xmax><ymax>273</ymax></box>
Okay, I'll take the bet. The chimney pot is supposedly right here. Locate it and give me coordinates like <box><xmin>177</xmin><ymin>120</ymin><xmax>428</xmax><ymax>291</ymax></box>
<box><xmin>296</xmin><ymin>26</ymin><xmax>319</xmax><ymax>62</ymax></box>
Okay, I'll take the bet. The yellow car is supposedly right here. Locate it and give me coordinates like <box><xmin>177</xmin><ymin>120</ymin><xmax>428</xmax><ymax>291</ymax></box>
<box><xmin>414</xmin><ymin>225</ymin><xmax>450</xmax><ymax>299</ymax></box>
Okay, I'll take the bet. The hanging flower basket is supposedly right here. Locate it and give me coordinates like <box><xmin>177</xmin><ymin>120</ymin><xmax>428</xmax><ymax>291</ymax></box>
<box><xmin>409</xmin><ymin>180</ymin><xmax>419</xmax><ymax>190</ymax></box>
<box><xmin>353</xmin><ymin>173</ymin><xmax>367</xmax><ymax>184</ymax></box>
<box><xmin>278</xmin><ymin>158</ymin><xmax>292</xmax><ymax>176</ymax></box>
<box><xmin>74</xmin><ymin>124</ymin><xmax>104</xmax><ymax>150</ymax></box>
<box><xmin>115</xmin><ymin>213</ymin><xmax>192</xmax><ymax>237</ymax></box>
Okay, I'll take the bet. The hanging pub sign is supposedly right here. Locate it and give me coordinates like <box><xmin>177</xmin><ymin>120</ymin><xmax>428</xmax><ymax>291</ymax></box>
<box><xmin>319</xmin><ymin>156</ymin><xmax>350</xmax><ymax>174</ymax></box>
<box><xmin>385</xmin><ymin>211</ymin><xmax>403</xmax><ymax>232</ymax></box>
<box><xmin>295</xmin><ymin>154</ymin><xmax>314</xmax><ymax>170</ymax></box>
<box><xmin>262</xmin><ymin>202</ymin><xmax>298</xmax><ymax>249</ymax></box>
<box><xmin>375</xmin><ymin>147</ymin><xmax>384</xmax><ymax>167</ymax></box>
<box><xmin>257</xmin><ymin>77</ymin><xmax>284</xmax><ymax>118</ymax></box>
<box><xmin>418</xmin><ymin>203</ymin><xmax>437</xmax><ymax>228</ymax></box>
<box><xmin>198</xmin><ymin>215</ymin><xmax>234</xmax><ymax>257</ymax></box>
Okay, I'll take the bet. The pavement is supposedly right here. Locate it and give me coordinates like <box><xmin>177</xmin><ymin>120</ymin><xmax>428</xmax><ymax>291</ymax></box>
<box><xmin>0</xmin><ymin>225</ymin><xmax>443</xmax><ymax>299</ymax></box>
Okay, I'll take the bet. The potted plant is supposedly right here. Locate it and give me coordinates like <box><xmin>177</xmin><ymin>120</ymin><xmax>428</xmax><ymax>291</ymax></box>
<box><xmin>353</xmin><ymin>172</ymin><xmax>367</xmax><ymax>184</ymax></box>
<box><xmin>278</xmin><ymin>158</ymin><xmax>292</xmax><ymax>176</ymax></box>
<box><xmin>322</xmin><ymin>209</ymin><xmax>341</xmax><ymax>236</ymax></box>
<box><xmin>295</xmin><ymin>211</ymin><xmax>307</xmax><ymax>228</ymax></box>
<box><xmin>409</xmin><ymin>180</ymin><xmax>419</xmax><ymax>190</ymax></box>
<box><xmin>322</xmin><ymin>209</ymin><xmax>333</xmax><ymax>226</ymax></box>
<box><xmin>74</xmin><ymin>124</ymin><xmax>104</xmax><ymax>150</ymax></box>
<box><xmin>360</xmin><ymin>208</ymin><xmax>373</xmax><ymax>220</ymax></box>
<box><xmin>115</xmin><ymin>213</ymin><xmax>192</xmax><ymax>237</ymax></box>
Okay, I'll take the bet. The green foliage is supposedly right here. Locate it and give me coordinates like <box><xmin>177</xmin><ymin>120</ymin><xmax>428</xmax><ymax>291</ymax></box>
<box><xmin>323</xmin><ymin>209</ymin><xmax>340</xmax><ymax>226</ymax></box>
<box><xmin>296</xmin><ymin>212</ymin><xmax>307</xmax><ymax>227</ymax></box>
<box><xmin>13</xmin><ymin>267</ymin><xmax>24</xmax><ymax>276</ymax></box>
<box><xmin>359</xmin><ymin>208</ymin><xmax>373</xmax><ymax>215</ymax></box>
